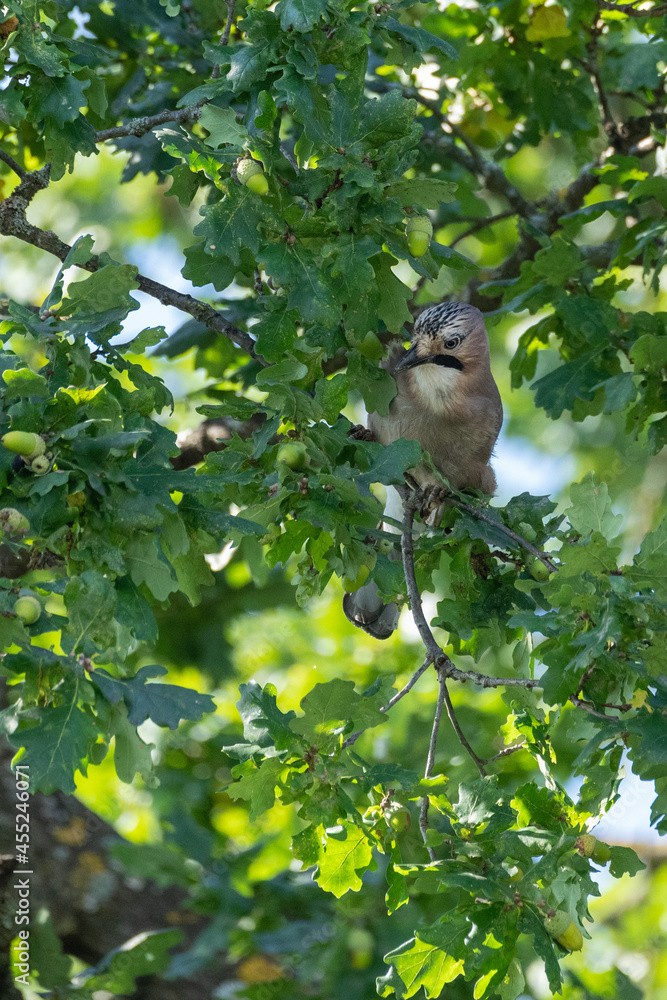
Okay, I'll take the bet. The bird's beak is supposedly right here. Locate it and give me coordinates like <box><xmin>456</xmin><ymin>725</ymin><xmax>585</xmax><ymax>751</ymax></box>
<box><xmin>394</xmin><ymin>345</ymin><xmax>427</xmax><ymax>372</ymax></box>
<box><xmin>394</xmin><ymin>346</ymin><xmax>464</xmax><ymax>373</ymax></box>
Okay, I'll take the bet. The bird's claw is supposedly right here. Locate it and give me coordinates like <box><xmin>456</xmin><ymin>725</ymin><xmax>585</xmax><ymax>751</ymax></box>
<box><xmin>348</xmin><ymin>424</ymin><xmax>375</xmax><ymax>442</ymax></box>
<box><xmin>415</xmin><ymin>484</ymin><xmax>450</xmax><ymax>522</ymax></box>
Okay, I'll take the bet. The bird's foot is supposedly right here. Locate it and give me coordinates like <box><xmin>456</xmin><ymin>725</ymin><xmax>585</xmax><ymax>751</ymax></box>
<box><xmin>415</xmin><ymin>484</ymin><xmax>450</xmax><ymax>524</ymax></box>
<box><xmin>348</xmin><ymin>424</ymin><xmax>375</xmax><ymax>442</ymax></box>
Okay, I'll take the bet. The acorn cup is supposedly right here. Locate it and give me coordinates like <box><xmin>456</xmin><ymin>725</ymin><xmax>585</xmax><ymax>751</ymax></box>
<box><xmin>237</xmin><ymin>158</ymin><xmax>269</xmax><ymax>195</ymax></box>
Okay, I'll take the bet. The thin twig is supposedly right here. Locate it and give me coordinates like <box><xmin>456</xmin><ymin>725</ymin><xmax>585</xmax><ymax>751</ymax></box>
<box><xmin>221</xmin><ymin>0</ymin><xmax>237</xmax><ymax>44</ymax></box>
<box><xmin>485</xmin><ymin>741</ymin><xmax>527</xmax><ymax>763</ymax></box>
<box><xmin>0</xmin><ymin>150</ymin><xmax>27</xmax><ymax>181</ymax></box>
<box><xmin>569</xmin><ymin>694</ymin><xmax>633</xmax><ymax>719</ymax></box>
<box><xmin>419</xmin><ymin>665</ymin><xmax>447</xmax><ymax>861</ymax></box>
<box><xmin>570</xmin><ymin>694</ymin><xmax>632</xmax><ymax>718</ymax></box>
<box><xmin>0</xmin><ymin>166</ymin><xmax>261</xmax><ymax>360</ymax></box>
<box><xmin>448</xmin><ymin>496</ymin><xmax>558</xmax><ymax>574</ymax></box>
<box><xmin>383</xmin><ymin>658</ymin><xmax>432</xmax><ymax>711</ymax></box>
<box><xmin>399</xmin><ymin>488</ymin><xmax>447</xmax><ymax>663</ymax></box>
<box><xmin>212</xmin><ymin>0</ymin><xmax>237</xmax><ymax>77</ymax></box>
<box><xmin>450</xmin><ymin>210</ymin><xmax>517</xmax><ymax>248</ymax></box>
<box><xmin>442</xmin><ymin>682</ymin><xmax>487</xmax><ymax>778</ymax></box>
<box><xmin>341</xmin><ymin>657</ymin><xmax>432</xmax><ymax>749</ymax></box>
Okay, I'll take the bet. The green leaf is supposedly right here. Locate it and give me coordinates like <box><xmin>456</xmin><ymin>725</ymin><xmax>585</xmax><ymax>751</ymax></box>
<box><xmin>278</xmin><ymin>0</ymin><xmax>328</xmax><ymax>32</ymax></box>
<box><xmin>254</xmin><ymin>306</ymin><xmax>299</xmax><ymax>362</ymax></box>
<box><xmin>531</xmin><ymin>350</ymin><xmax>612</xmax><ymax>418</ymax></box>
<box><xmin>196</xmin><ymin>185</ymin><xmax>274</xmax><ymax>267</ymax></box>
<box><xmin>315</xmin><ymin>820</ymin><xmax>373</xmax><ymax>896</ymax></box>
<box><xmin>565</xmin><ymin>473</ymin><xmax>623</xmax><ymax>538</ymax></box>
<box><xmin>608</xmin><ymin>846</ymin><xmax>646</xmax><ymax>878</ymax></box>
<box><xmin>12</xmin><ymin>700</ymin><xmax>97</xmax><ymax>794</ymax></box>
<box><xmin>382</xmin><ymin>17</ymin><xmax>458</xmax><ymax>60</ymax></box>
<box><xmin>291</xmin><ymin>678</ymin><xmax>386</xmax><ymax>749</ymax></box>
<box><xmin>111</xmin><ymin>702</ymin><xmax>155</xmax><ymax>784</ymax></box>
<box><xmin>227</xmin><ymin>757</ymin><xmax>285</xmax><ymax>819</ymax></box>
<box><xmin>234</xmin><ymin>679</ymin><xmax>297</xmax><ymax>751</ymax></box>
<box><xmin>373</xmin><ymin>254</ymin><xmax>412</xmax><ymax>334</ymax></box>
<box><xmin>94</xmin><ymin>665</ymin><xmax>216</xmax><ymax>729</ymax></box>
<box><xmin>346</xmin><ymin>351</ymin><xmax>397</xmax><ymax>416</ymax></box>
<box><xmin>199</xmin><ymin>105</ymin><xmax>248</xmax><ymax>147</ymax></box>
<box><xmin>630</xmin><ymin>334</ymin><xmax>667</xmax><ymax>372</ymax></box>
<box><xmin>75</xmin><ymin>930</ymin><xmax>183</xmax><ymax>992</ymax></box>
<box><xmin>354</xmin><ymin>437</ymin><xmax>421</xmax><ymax>491</ymax></box>
<box><xmin>382</xmin><ymin>915</ymin><xmax>468</xmax><ymax>998</ymax></box>
<box><xmin>386</xmin><ymin>178</ymin><xmax>457</xmax><ymax>210</ymax></box>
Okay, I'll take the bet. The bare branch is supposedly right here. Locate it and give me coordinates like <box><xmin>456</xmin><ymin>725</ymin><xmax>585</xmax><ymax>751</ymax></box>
<box><xmin>95</xmin><ymin>104</ymin><xmax>203</xmax><ymax>143</ymax></box>
<box><xmin>383</xmin><ymin>658</ymin><xmax>433</xmax><ymax>711</ymax></box>
<box><xmin>419</xmin><ymin>665</ymin><xmax>447</xmax><ymax>861</ymax></box>
<box><xmin>399</xmin><ymin>487</ymin><xmax>448</xmax><ymax>664</ymax></box>
<box><xmin>341</xmin><ymin>657</ymin><xmax>432</xmax><ymax>749</ymax></box>
<box><xmin>0</xmin><ymin>166</ymin><xmax>262</xmax><ymax>360</ymax></box>
<box><xmin>447</xmin><ymin>666</ymin><xmax>538</xmax><ymax>689</ymax></box>
<box><xmin>442</xmin><ymin>681</ymin><xmax>487</xmax><ymax>778</ymax></box>
<box><xmin>485</xmin><ymin>741</ymin><xmax>527</xmax><ymax>763</ymax></box>
<box><xmin>569</xmin><ymin>694</ymin><xmax>632</xmax><ymax>718</ymax></box>
<box><xmin>221</xmin><ymin>0</ymin><xmax>237</xmax><ymax>45</ymax></box>
<box><xmin>448</xmin><ymin>496</ymin><xmax>558</xmax><ymax>574</ymax></box>
<box><xmin>0</xmin><ymin>149</ymin><xmax>27</xmax><ymax>181</ymax></box>
<box><xmin>449</xmin><ymin>210</ymin><xmax>517</xmax><ymax>249</ymax></box>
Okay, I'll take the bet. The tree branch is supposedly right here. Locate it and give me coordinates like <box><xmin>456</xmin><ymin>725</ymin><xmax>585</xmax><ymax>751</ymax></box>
<box><xmin>442</xmin><ymin>681</ymin><xmax>487</xmax><ymax>778</ymax></box>
<box><xmin>449</xmin><ymin>210</ymin><xmax>517</xmax><ymax>248</ymax></box>
<box><xmin>0</xmin><ymin>149</ymin><xmax>27</xmax><ymax>181</ymax></box>
<box><xmin>0</xmin><ymin>166</ymin><xmax>262</xmax><ymax>360</ymax></box>
<box><xmin>419</xmin><ymin>665</ymin><xmax>447</xmax><ymax>861</ymax></box>
<box><xmin>94</xmin><ymin>104</ymin><xmax>203</xmax><ymax>143</ymax></box>
<box><xmin>448</xmin><ymin>496</ymin><xmax>558</xmax><ymax>573</ymax></box>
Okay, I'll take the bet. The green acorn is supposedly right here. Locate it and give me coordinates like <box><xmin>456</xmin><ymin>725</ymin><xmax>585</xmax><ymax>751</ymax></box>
<box><xmin>237</xmin><ymin>158</ymin><xmax>269</xmax><ymax>195</ymax></box>
<box><xmin>406</xmin><ymin>215</ymin><xmax>433</xmax><ymax>257</ymax></box>
<box><xmin>544</xmin><ymin>911</ymin><xmax>583</xmax><ymax>952</ymax></box>
<box><xmin>14</xmin><ymin>595</ymin><xmax>41</xmax><ymax>625</ymax></box>
<box><xmin>577</xmin><ymin>835</ymin><xmax>611</xmax><ymax>864</ymax></box>
<box><xmin>0</xmin><ymin>508</ymin><xmax>29</xmax><ymax>535</ymax></box>
<box><xmin>277</xmin><ymin>442</ymin><xmax>309</xmax><ymax>470</ymax></box>
<box><xmin>30</xmin><ymin>455</ymin><xmax>51</xmax><ymax>476</ymax></box>
<box><xmin>2</xmin><ymin>431</ymin><xmax>46</xmax><ymax>461</ymax></box>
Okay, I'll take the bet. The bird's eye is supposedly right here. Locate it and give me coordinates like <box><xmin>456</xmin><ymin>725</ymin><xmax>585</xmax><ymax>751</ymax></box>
<box><xmin>444</xmin><ymin>337</ymin><xmax>460</xmax><ymax>350</ymax></box>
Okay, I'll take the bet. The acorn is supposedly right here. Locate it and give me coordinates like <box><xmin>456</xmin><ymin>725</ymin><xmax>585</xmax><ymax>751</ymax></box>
<box><xmin>237</xmin><ymin>158</ymin><xmax>269</xmax><ymax>195</ymax></box>
<box><xmin>0</xmin><ymin>508</ymin><xmax>29</xmax><ymax>536</ymax></box>
<box><xmin>528</xmin><ymin>556</ymin><xmax>550</xmax><ymax>582</ymax></box>
<box><xmin>13</xmin><ymin>595</ymin><xmax>41</xmax><ymax>625</ymax></box>
<box><xmin>576</xmin><ymin>835</ymin><xmax>611</xmax><ymax>864</ymax></box>
<box><xmin>383</xmin><ymin>802</ymin><xmax>411</xmax><ymax>832</ymax></box>
<box><xmin>406</xmin><ymin>215</ymin><xmax>433</xmax><ymax>257</ymax></box>
<box><xmin>544</xmin><ymin>911</ymin><xmax>583</xmax><ymax>952</ymax></box>
<box><xmin>30</xmin><ymin>455</ymin><xmax>50</xmax><ymax>475</ymax></box>
<box><xmin>378</xmin><ymin>538</ymin><xmax>393</xmax><ymax>555</ymax></box>
<box><xmin>2</xmin><ymin>431</ymin><xmax>46</xmax><ymax>461</ymax></box>
<box><xmin>277</xmin><ymin>442</ymin><xmax>309</xmax><ymax>470</ymax></box>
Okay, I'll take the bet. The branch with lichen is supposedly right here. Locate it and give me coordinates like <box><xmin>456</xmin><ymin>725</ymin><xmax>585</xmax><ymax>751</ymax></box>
<box><xmin>0</xmin><ymin>165</ymin><xmax>261</xmax><ymax>360</ymax></box>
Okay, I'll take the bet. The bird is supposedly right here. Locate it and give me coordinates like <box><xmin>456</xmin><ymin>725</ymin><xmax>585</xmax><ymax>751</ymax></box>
<box><xmin>343</xmin><ymin>301</ymin><xmax>503</xmax><ymax>640</ymax></box>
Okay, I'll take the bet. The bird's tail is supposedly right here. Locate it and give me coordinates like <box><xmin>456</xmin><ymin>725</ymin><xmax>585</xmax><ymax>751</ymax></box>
<box><xmin>342</xmin><ymin>485</ymin><xmax>403</xmax><ymax>640</ymax></box>
<box><xmin>343</xmin><ymin>580</ymin><xmax>399</xmax><ymax>640</ymax></box>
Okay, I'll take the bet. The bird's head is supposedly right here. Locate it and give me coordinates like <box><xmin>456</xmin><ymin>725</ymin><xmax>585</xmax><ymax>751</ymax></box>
<box><xmin>393</xmin><ymin>302</ymin><xmax>490</xmax><ymax>410</ymax></box>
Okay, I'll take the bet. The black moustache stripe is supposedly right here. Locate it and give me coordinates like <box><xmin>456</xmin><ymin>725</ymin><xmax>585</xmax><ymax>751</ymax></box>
<box><xmin>405</xmin><ymin>354</ymin><xmax>464</xmax><ymax>372</ymax></box>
